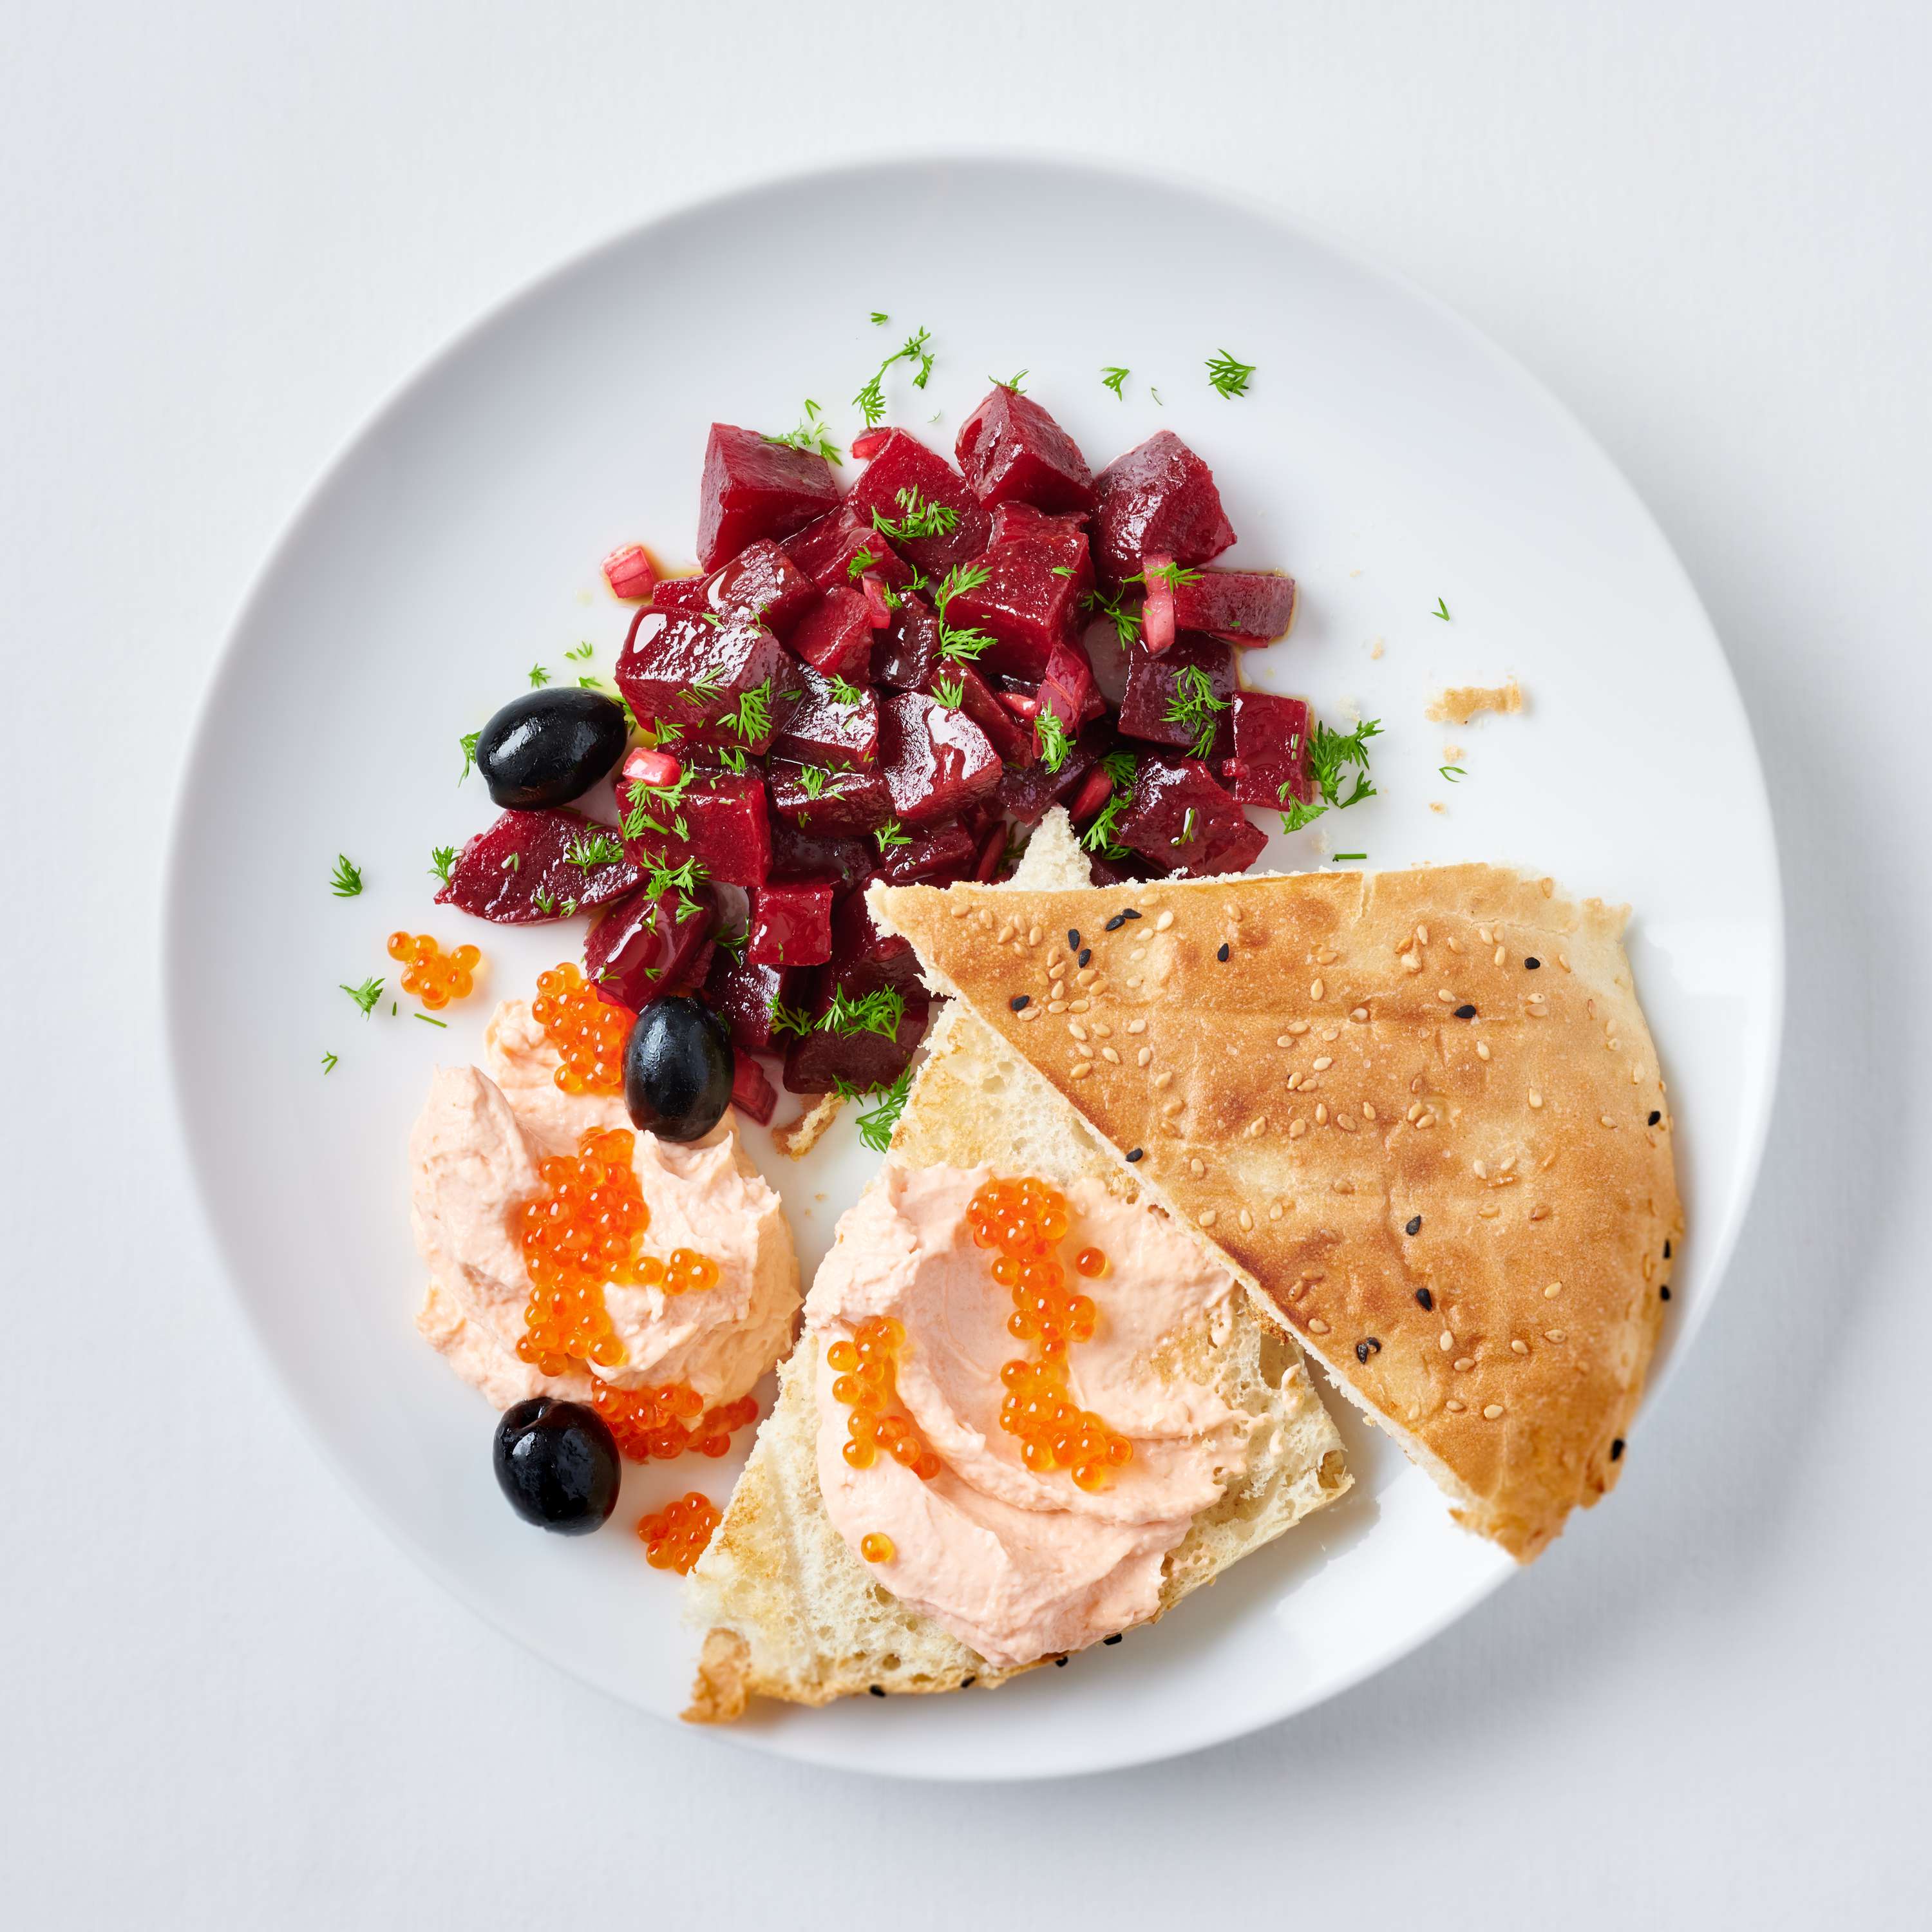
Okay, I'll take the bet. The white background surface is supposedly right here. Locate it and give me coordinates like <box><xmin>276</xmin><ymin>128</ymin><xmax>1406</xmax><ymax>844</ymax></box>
<box><xmin>3</xmin><ymin>1</ymin><xmax>1926</xmax><ymax>1924</ymax></box>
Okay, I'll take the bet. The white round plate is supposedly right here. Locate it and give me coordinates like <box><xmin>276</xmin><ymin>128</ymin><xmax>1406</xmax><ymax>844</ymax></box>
<box><xmin>166</xmin><ymin>156</ymin><xmax>1781</xmax><ymax>1779</ymax></box>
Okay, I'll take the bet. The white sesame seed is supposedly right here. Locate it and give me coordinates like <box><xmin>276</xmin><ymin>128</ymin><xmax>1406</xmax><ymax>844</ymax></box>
<box><xmin>1276</xmin><ymin>1035</ymin><xmax>1294</xmax><ymax>1048</ymax></box>
<box><xmin>1483</xmin><ymin>1403</ymin><xmax>1505</xmax><ymax>1420</ymax></box>
<box><xmin>1446</xmin><ymin>1399</ymin><xmax>1466</xmax><ymax>1414</ymax></box>
<box><xmin>1068</xmin><ymin>1021</ymin><xmax>1088</xmax><ymax>1041</ymax></box>
<box><xmin>1047</xmin><ymin>1000</ymin><xmax>1066</xmax><ymax>1014</ymax></box>
<box><xmin>1153</xmin><ymin>1071</ymin><xmax>1173</xmax><ymax>1090</ymax></box>
<box><xmin>1127</xmin><ymin>1019</ymin><xmax>1146</xmax><ymax>1034</ymax></box>
<box><xmin>1310</xmin><ymin>978</ymin><xmax>1325</xmax><ymax>999</ymax></box>
<box><xmin>1493</xmin><ymin>945</ymin><xmax>1506</xmax><ymax>967</ymax></box>
<box><xmin>1199</xmin><ymin>1208</ymin><xmax>1217</xmax><ymax>1226</ymax></box>
<box><xmin>1018</xmin><ymin>1006</ymin><xmax>1040</xmax><ymax>1021</ymax></box>
<box><xmin>1136</xmin><ymin>1046</ymin><xmax>1151</xmax><ymax>1066</ymax></box>
<box><xmin>1069</xmin><ymin>1063</ymin><xmax>1093</xmax><ymax>1080</ymax></box>
<box><xmin>1511</xmin><ymin>1339</ymin><xmax>1529</xmax><ymax>1355</ymax></box>
<box><xmin>1437</xmin><ymin>988</ymin><xmax>1455</xmax><ymax>1003</ymax></box>
<box><xmin>1267</xmin><ymin>1202</ymin><xmax>1283</xmax><ymax>1220</ymax></box>
<box><xmin>1101</xmin><ymin>1046</ymin><xmax>1120</xmax><ymax>1064</ymax></box>
<box><xmin>1338</xmin><ymin>1114</ymin><xmax>1358</xmax><ymax>1132</ymax></box>
<box><xmin>1600</xmin><ymin>1114</ymin><xmax>1616</xmax><ymax>1128</ymax></box>
<box><xmin>1544</xmin><ymin>1328</ymin><xmax>1567</xmax><ymax>1343</ymax></box>
<box><xmin>1473</xmin><ymin>1160</ymin><xmax>1488</xmax><ymax>1179</ymax></box>
<box><xmin>997</xmin><ymin>920</ymin><xmax>1014</xmax><ymax>943</ymax></box>
<box><xmin>1530</xmin><ymin>1205</ymin><xmax>1548</xmax><ymax>1220</ymax></box>
<box><xmin>1162</xmin><ymin>1097</ymin><xmax>1184</xmax><ymax>1115</ymax></box>
<box><xmin>1557</xmin><ymin>953</ymin><xmax>1571</xmax><ymax>971</ymax></box>
<box><xmin>1314</xmin><ymin>1103</ymin><xmax>1329</xmax><ymax>1125</ymax></box>
<box><xmin>1312</xmin><ymin>1055</ymin><xmax>1333</xmax><ymax>1072</ymax></box>
<box><xmin>1528</xmin><ymin>1090</ymin><xmax>1543</xmax><ymax>1108</ymax></box>
<box><xmin>1454</xmin><ymin>1356</ymin><xmax>1473</xmax><ymax>1372</ymax></box>
<box><xmin>1362</xmin><ymin>1103</ymin><xmax>1378</xmax><ymax>1121</ymax></box>
<box><xmin>1238</xmin><ymin>1208</ymin><xmax>1253</xmax><ymax>1230</ymax></box>
<box><xmin>1288</xmin><ymin>1021</ymin><xmax>1310</xmax><ymax>1036</ymax></box>
<box><xmin>1048</xmin><ymin>959</ymin><xmax>1066</xmax><ymax>980</ymax></box>
<box><xmin>1189</xmin><ymin>1157</ymin><xmax>1205</xmax><ymax>1177</ymax></box>
<box><xmin>1069</xmin><ymin>999</ymin><xmax>1090</xmax><ymax>1012</ymax></box>
<box><xmin>1416</xmin><ymin>1113</ymin><xmax>1435</xmax><ymax>1129</ymax></box>
<box><xmin>1075</xmin><ymin>968</ymin><xmax>1096</xmax><ymax>985</ymax></box>
<box><xmin>1307</xmin><ymin>1316</ymin><xmax>1329</xmax><ymax>1334</ymax></box>
<box><xmin>1406</xmin><ymin>1102</ymin><xmax>1423</xmax><ymax>1122</ymax></box>
<box><xmin>1027</xmin><ymin>926</ymin><xmax>1041</xmax><ymax>946</ymax></box>
<box><xmin>1289</xmin><ymin>1120</ymin><xmax>1307</xmax><ymax>1140</ymax></box>
<box><xmin>1476</xmin><ymin>1041</ymin><xmax>1491</xmax><ymax>1060</ymax></box>
<box><xmin>1417</xmin><ymin>925</ymin><xmax>1430</xmax><ymax>945</ymax></box>
<box><xmin>1447</xmin><ymin>936</ymin><xmax>1463</xmax><ymax>954</ymax></box>
<box><xmin>1479</xmin><ymin>926</ymin><xmax>1492</xmax><ymax>944</ymax></box>
<box><xmin>1402</xmin><ymin>954</ymin><xmax>1421</xmax><ymax>973</ymax></box>
<box><xmin>1155</xmin><ymin>910</ymin><xmax>1174</xmax><ymax>931</ymax></box>
<box><xmin>1439</xmin><ymin>1331</ymin><xmax>1454</xmax><ymax>1350</ymax></box>
<box><xmin>1544</xmin><ymin>1282</ymin><xmax>1562</xmax><ymax>1298</ymax></box>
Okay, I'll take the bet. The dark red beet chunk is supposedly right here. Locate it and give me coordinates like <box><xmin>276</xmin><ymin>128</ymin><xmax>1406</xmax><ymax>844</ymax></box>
<box><xmin>870</xmin><ymin>820</ymin><xmax>977</xmax><ymax>886</ymax></box>
<box><xmin>925</xmin><ymin>663</ymin><xmax>1033</xmax><ymax>767</ymax></box>
<box><xmin>782</xmin><ymin>505</ymin><xmax>913</xmax><ymax>593</ymax></box>
<box><xmin>696</xmin><ymin>424</ymin><xmax>840</xmax><ymax>571</ymax></box>
<box><xmin>1117</xmin><ymin>632</ymin><xmax>1236</xmax><ymax>761</ymax></box>
<box><xmin>729</xmin><ymin>1052</ymin><xmax>777</xmax><ymax>1126</ymax></box>
<box><xmin>870</xmin><ymin>592</ymin><xmax>943</xmax><ymax>690</ymax></box>
<box><xmin>1115</xmin><ymin>759</ymin><xmax>1265</xmax><ymax>878</ymax></box>
<box><xmin>955</xmin><ymin>387</ymin><xmax>1096</xmax><ymax>514</ymax></box>
<box><xmin>987</xmin><ymin>502</ymin><xmax>1089</xmax><ymax>546</ymax></box>
<box><xmin>1092</xmin><ymin>431</ymin><xmax>1236</xmax><ymax>589</ymax></box>
<box><xmin>1226</xmin><ymin>691</ymin><xmax>1312</xmax><ymax>807</ymax></box>
<box><xmin>782</xmin><ymin>977</ymin><xmax>930</xmax><ymax>1096</ymax></box>
<box><xmin>876</xmin><ymin>691</ymin><xmax>1001</xmax><ymax>828</ymax></box>
<box><xmin>703</xmin><ymin>951</ymin><xmax>810</xmax><ymax>1054</ymax></box>
<box><xmin>846</xmin><ymin>430</ymin><xmax>989</xmax><ymax>573</ymax></box>
<box><xmin>945</xmin><ymin>533</ymin><xmax>1092</xmax><ymax>681</ymax></box>
<box><xmin>1173</xmin><ymin>569</ymin><xmax>1298</xmax><ymax>645</ymax></box>
<box><xmin>996</xmin><ymin>719</ymin><xmax>1108</xmax><ymax>824</ymax></box>
<box><xmin>616</xmin><ymin>609</ymin><xmax>784</xmax><ymax>749</ymax></box>
<box><xmin>767</xmin><ymin>821</ymin><xmax>872</xmax><ymax>889</ymax></box>
<box><xmin>665</xmin><ymin>538</ymin><xmax>815</xmax><ymax>638</ymax></box>
<box><xmin>766</xmin><ymin>759</ymin><xmax>893</xmax><ymax>837</ymax></box>
<box><xmin>616</xmin><ymin>755</ymin><xmax>771</xmax><ymax>888</ymax></box>
<box><xmin>747</xmin><ymin>882</ymin><xmax>833</xmax><ymax>967</ymax></box>
<box><xmin>825</xmin><ymin>889</ymin><xmax>923</xmax><ymax>999</ymax></box>
<box><xmin>1037</xmin><ymin>634</ymin><xmax>1100</xmax><ymax>735</ymax></box>
<box><xmin>790</xmin><ymin>587</ymin><xmax>876</xmax><ymax>683</ymax></box>
<box><xmin>585</xmin><ymin>881</ymin><xmax>716</xmax><ymax>1006</ymax></box>
<box><xmin>651</xmin><ymin>575</ymin><xmax>708</xmax><ymax>613</ymax></box>
<box><xmin>770</xmin><ymin>664</ymin><xmax>879</xmax><ymax>768</ymax></box>
<box><xmin>437</xmin><ymin>808</ymin><xmax>641</xmax><ymax>925</ymax></box>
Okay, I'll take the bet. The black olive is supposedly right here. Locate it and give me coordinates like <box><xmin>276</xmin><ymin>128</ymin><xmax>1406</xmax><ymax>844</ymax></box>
<box><xmin>625</xmin><ymin>996</ymin><xmax>734</xmax><ymax>1142</ymax></box>
<box><xmin>477</xmin><ymin>688</ymin><xmax>629</xmax><ymax>809</ymax></box>
<box><xmin>493</xmin><ymin>1398</ymin><xmax>620</xmax><ymax>1533</ymax></box>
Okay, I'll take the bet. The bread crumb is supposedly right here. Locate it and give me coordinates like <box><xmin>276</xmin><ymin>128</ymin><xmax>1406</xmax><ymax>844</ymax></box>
<box><xmin>1426</xmin><ymin>678</ymin><xmax>1523</xmax><ymax>726</ymax></box>
<box><xmin>1430</xmin><ymin>801</ymin><xmax>1447</xmax><ymax>814</ymax></box>
<box><xmin>1369</xmin><ymin>636</ymin><xmax>1385</xmax><ymax>659</ymax></box>
<box><xmin>773</xmin><ymin>1093</ymin><xmax>842</xmax><ymax>1159</ymax></box>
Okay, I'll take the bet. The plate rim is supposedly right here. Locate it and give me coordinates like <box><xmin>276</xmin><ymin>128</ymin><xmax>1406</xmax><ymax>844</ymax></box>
<box><xmin>161</xmin><ymin>148</ymin><xmax>1785</xmax><ymax>1780</ymax></box>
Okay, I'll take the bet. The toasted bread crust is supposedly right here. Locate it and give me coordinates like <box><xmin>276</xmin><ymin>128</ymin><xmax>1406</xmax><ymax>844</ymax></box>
<box><xmin>871</xmin><ymin>864</ymin><xmax>1683</xmax><ymax>1561</ymax></box>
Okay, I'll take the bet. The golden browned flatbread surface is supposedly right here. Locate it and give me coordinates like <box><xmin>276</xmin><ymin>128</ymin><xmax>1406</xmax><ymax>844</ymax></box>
<box><xmin>871</xmin><ymin>864</ymin><xmax>1682</xmax><ymax>1562</ymax></box>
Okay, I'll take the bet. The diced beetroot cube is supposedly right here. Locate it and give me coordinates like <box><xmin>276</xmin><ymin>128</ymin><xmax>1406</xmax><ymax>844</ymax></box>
<box><xmin>729</xmin><ymin>1052</ymin><xmax>777</xmax><ymax>1126</ymax></box>
<box><xmin>782</xmin><ymin>976</ymin><xmax>931</xmax><ymax>1096</ymax></box>
<box><xmin>616</xmin><ymin>609</ymin><xmax>785</xmax><ymax>751</ymax></box>
<box><xmin>1172</xmin><ymin>568</ymin><xmax>1298</xmax><ymax>645</ymax></box>
<box><xmin>1225</xmin><ymin>691</ymin><xmax>1313</xmax><ymax>807</ymax></box>
<box><xmin>770</xmin><ymin>665</ymin><xmax>879</xmax><ymax>770</ymax></box>
<box><xmin>790</xmin><ymin>586</ymin><xmax>876</xmax><ymax>683</ymax></box>
<box><xmin>826</xmin><ymin>889</ymin><xmax>923</xmax><ymax>999</ymax></box>
<box><xmin>766</xmin><ymin>759</ymin><xmax>893</xmax><ymax>837</ymax></box>
<box><xmin>1115</xmin><ymin>759</ymin><xmax>1265</xmax><ymax>879</ymax></box>
<box><xmin>925</xmin><ymin>663</ymin><xmax>1033</xmax><ymax>767</ymax></box>
<box><xmin>683</xmin><ymin>538</ymin><xmax>816</xmax><ymax>637</ymax></box>
<box><xmin>585</xmin><ymin>880</ymin><xmax>717</xmax><ymax>1006</ymax></box>
<box><xmin>876</xmin><ymin>692</ymin><xmax>1001</xmax><ymax>828</ymax></box>
<box><xmin>945</xmin><ymin>533</ymin><xmax>1092</xmax><ymax>681</ymax></box>
<box><xmin>747</xmin><ymin>882</ymin><xmax>834</xmax><ymax>967</ymax></box>
<box><xmin>767</xmin><ymin>821</ymin><xmax>872</xmax><ymax>889</ymax></box>
<box><xmin>697</xmin><ymin>424</ymin><xmax>840</xmax><ymax>571</ymax></box>
<box><xmin>869</xmin><ymin>592</ymin><xmax>944</xmax><ymax>690</ymax></box>
<box><xmin>616</xmin><ymin>754</ymin><xmax>771</xmax><ymax>888</ymax></box>
<box><xmin>603</xmin><ymin>544</ymin><xmax>658</xmax><ymax>601</ymax></box>
<box><xmin>1093</xmin><ymin>431</ymin><xmax>1236</xmax><ymax>588</ymax></box>
<box><xmin>870</xmin><ymin>820</ymin><xmax>978</xmax><ymax>886</ymax></box>
<box><xmin>703</xmin><ymin>951</ymin><xmax>811</xmax><ymax>1054</ymax></box>
<box><xmin>651</xmin><ymin>574</ymin><xmax>708</xmax><ymax>612</ymax></box>
<box><xmin>1037</xmin><ymin>633</ymin><xmax>1098</xmax><ymax>734</ymax></box>
<box><xmin>782</xmin><ymin>504</ymin><xmax>913</xmax><ymax>592</ymax></box>
<box><xmin>996</xmin><ymin>719</ymin><xmax>1111</xmax><ymax>824</ymax></box>
<box><xmin>437</xmin><ymin>808</ymin><xmax>641</xmax><ymax>924</ymax></box>
<box><xmin>987</xmin><ymin>501</ymin><xmax>1089</xmax><ymax>546</ymax></box>
<box><xmin>1088</xmin><ymin>850</ymin><xmax>1156</xmax><ymax>887</ymax></box>
<box><xmin>956</xmin><ymin>387</ymin><xmax>1095</xmax><ymax>513</ymax></box>
<box><xmin>846</xmin><ymin>430</ymin><xmax>989</xmax><ymax>573</ymax></box>
<box><xmin>1117</xmin><ymin>632</ymin><xmax>1236</xmax><ymax>761</ymax></box>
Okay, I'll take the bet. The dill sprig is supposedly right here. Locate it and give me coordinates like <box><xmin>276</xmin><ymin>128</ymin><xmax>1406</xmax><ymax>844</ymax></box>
<box><xmin>1079</xmin><ymin>752</ymin><xmax>1140</xmax><ymax>858</ymax></box>
<box><xmin>321</xmin><ymin>1052</ymin><xmax>339</xmax><ymax>1074</ymax></box>
<box><xmin>934</xmin><ymin>560</ymin><xmax>994</xmax><ymax>663</ymax></box>
<box><xmin>1162</xmin><ymin>663</ymin><xmax>1229</xmax><ymax>759</ymax></box>
<box><xmin>717</xmin><ymin>676</ymin><xmax>776</xmax><ymax>745</ymax></box>
<box><xmin>871</xmin><ymin>486</ymin><xmax>958</xmax><ymax>546</ymax></box>
<box><xmin>1280</xmin><ymin>718</ymin><xmax>1382</xmax><ymax>835</ymax></box>
<box><xmin>328</xmin><ymin>855</ymin><xmax>363</xmax><ymax>898</ymax></box>
<box><xmin>853</xmin><ymin>327</ymin><xmax>934</xmax><ymax>428</ymax></box>
<box><xmin>1206</xmin><ymin>350</ymin><xmax>1256</xmax><ymax>399</ymax></box>
<box><xmin>766</xmin><ymin>399</ymin><xmax>842</xmax><ymax>464</ymax></box>
<box><xmin>341</xmin><ymin>976</ymin><xmax>384</xmax><ymax>1017</ymax></box>
<box><xmin>828</xmin><ymin>674</ymin><xmax>866</xmax><ymax>706</ymax></box>
<box><xmin>527</xmin><ymin>663</ymin><xmax>551</xmax><ymax>687</ymax></box>
<box><xmin>820</xmin><ymin>986</ymin><xmax>907</xmax><ymax>1042</ymax></box>
<box><xmin>430</xmin><ymin>845</ymin><xmax>458</xmax><ymax>886</ymax></box>
<box><xmin>458</xmin><ymin>730</ymin><xmax>481</xmax><ymax>782</ymax></box>
<box><xmin>621</xmin><ymin>765</ymin><xmax>694</xmax><ymax>843</ymax></box>
<box><xmin>769</xmin><ymin>999</ymin><xmax>814</xmax><ymax>1040</ymax></box>
<box><xmin>837</xmin><ymin>1066</ymin><xmax>915</xmax><ymax>1153</ymax></box>
<box><xmin>932</xmin><ymin>673</ymin><xmax>965</xmax><ymax>710</ymax></box>
<box><xmin>1101</xmin><ymin>366</ymin><xmax>1129</xmax><ymax>397</ymax></box>
<box><xmin>640</xmin><ymin>852</ymin><xmax>707</xmax><ymax>923</ymax></box>
<box><xmin>1035</xmin><ymin>707</ymin><xmax>1072</xmax><ymax>772</ymax></box>
<box><xmin>873</xmin><ymin>819</ymin><xmax>912</xmax><ymax>852</ymax></box>
<box><xmin>565</xmin><ymin>830</ymin><xmax>625</xmax><ymax>869</ymax></box>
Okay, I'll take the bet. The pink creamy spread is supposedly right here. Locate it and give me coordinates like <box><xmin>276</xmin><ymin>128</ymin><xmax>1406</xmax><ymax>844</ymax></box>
<box><xmin>408</xmin><ymin>999</ymin><xmax>799</xmax><ymax>1410</ymax></box>
<box><xmin>810</xmin><ymin>1163</ymin><xmax>1252</xmax><ymax>1668</ymax></box>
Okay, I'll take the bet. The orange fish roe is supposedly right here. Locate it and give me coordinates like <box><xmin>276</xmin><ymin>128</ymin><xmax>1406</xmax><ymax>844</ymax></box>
<box><xmin>512</xmin><ymin>1126</ymin><xmax>651</xmax><ymax>1374</ymax></box>
<box><xmin>387</xmin><ymin>931</ymin><xmax>481</xmax><ymax>1009</ymax></box>
<box><xmin>969</xmin><ymin>1178</ymin><xmax>1133</xmax><ymax>1492</ymax></box>
<box><xmin>636</xmin><ymin>1492</ymin><xmax>721</xmax><ymax>1573</ymax></box>
<box><xmin>859</xmin><ymin>1533</ymin><xmax>895</xmax><ymax>1564</ymax></box>
<box><xmin>591</xmin><ymin>1381</ymin><xmax>759</xmax><ymax>1462</ymax></box>
<box><xmin>531</xmin><ymin>961</ymin><xmax>633</xmax><ymax>1094</ymax></box>
<box><xmin>826</xmin><ymin>1316</ymin><xmax>942</xmax><ymax>1479</ymax></box>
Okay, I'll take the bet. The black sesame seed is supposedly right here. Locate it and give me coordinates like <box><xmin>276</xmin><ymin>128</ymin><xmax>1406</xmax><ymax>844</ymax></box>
<box><xmin>1067</xmin><ymin>929</ymin><xmax>1080</xmax><ymax>951</ymax></box>
<box><xmin>1355</xmin><ymin>1338</ymin><xmax>1382</xmax><ymax>1363</ymax></box>
<box><xmin>1104</xmin><ymin>1633</ymin><xmax>1123</xmax><ymax>1645</ymax></box>
<box><xmin>869</xmin><ymin>1685</ymin><xmax>885</xmax><ymax>1698</ymax></box>
<box><xmin>1104</xmin><ymin>913</ymin><xmax>1126</xmax><ymax>932</ymax></box>
<box><xmin>1648</xmin><ymin>1110</ymin><xmax>1661</xmax><ymax>1126</ymax></box>
<box><xmin>1078</xmin><ymin>947</ymin><xmax>1092</xmax><ymax>967</ymax></box>
<box><xmin>1405</xmin><ymin>1215</ymin><xmax>1423</xmax><ymax>1236</ymax></box>
<box><xmin>1524</xmin><ymin>956</ymin><xmax>1541</xmax><ymax>970</ymax></box>
<box><xmin>1663</xmin><ymin>1240</ymin><xmax>1672</xmax><ymax>1259</ymax></box>
<box><xmin>1454</xmin><ymin>1003</ymin><xmax>1477</xmax><ymax>1019</ymax></box>
<box><xmin>961</xmin><ymin>1675</ymin><xmax>976</xmax><ymax>1687</ymax></box>
<box><xmin>1217</xmin><ymin>942</ymin><xmax>1231</xmax><ymax>962</ymax></box>
<box><xmin>1054</xmin><ymin>1655</ymin><xmax>1068</xmax><ymax>1667</ymax></box>
<box><xmin>1010</xmin><ymin>994</ymin><xmax>1030</xmax><ymax>1012</ymax></box>
<box><xmin>1610</xmin><ymin>1438</ymin><xmax>1625</xmax><ymax>1461</ymax></box>
<box><xmin>1126</xmin><ymin>1147</ymin><xmax>1143</xmax><ymax>1162</ymax></box>
<box><xmin>1660</xmin><ymin>1285</ymin><xmax>1672</xmax><ymax>1302</ymax></box>
<box><xmin>1121</xmin><ymin>908</ymin><xmax>1141</xmax><ymax>921</ymax></box>
<box><xmin>1415</xmin><ymin>1287</ymin><xmax>1434</xmax><ymax>1312</ymax></box>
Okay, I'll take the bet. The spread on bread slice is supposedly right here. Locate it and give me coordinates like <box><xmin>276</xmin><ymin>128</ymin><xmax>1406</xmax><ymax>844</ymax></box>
<box><xmin>681</xmin><ymin>815</ymin><xmax>1350</xmax><ymax>1721</ymax></box>
<box><xmin>869</xmin><ymin>864</ymin><xmax>1683</xmax><ymax>1562</ymax></box>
